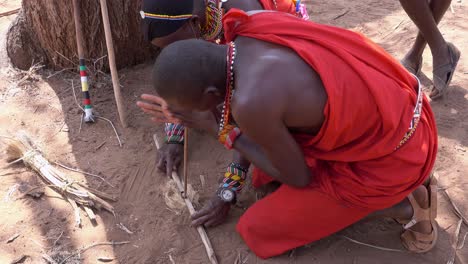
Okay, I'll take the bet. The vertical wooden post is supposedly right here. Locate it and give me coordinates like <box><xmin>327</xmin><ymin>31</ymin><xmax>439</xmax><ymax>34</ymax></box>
<box><xmin>99</xmin><ymin>0</ymin><xmax>127</xmax><ymax>127</ymax></box>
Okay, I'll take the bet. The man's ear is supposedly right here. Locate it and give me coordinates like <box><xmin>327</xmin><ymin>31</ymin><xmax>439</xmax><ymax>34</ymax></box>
<box><xmin>203</xmin><ymin>86</ymin><xmax>221</xmax><ymax>97</ymax></box>
<box><xmin>187</xmin><ymin>16</ymin><xmax>201</xmax><ymax>38</ymax></box>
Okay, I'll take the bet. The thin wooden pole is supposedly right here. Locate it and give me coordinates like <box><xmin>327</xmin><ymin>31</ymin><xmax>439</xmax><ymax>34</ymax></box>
<box><xmin>153</xmin><ymin>134</ymin><xmax>218</xmax><ymax>264</ymax></box>
<box><xmin>72</xmin><ymin>0</ymin><xmax>94</xmax><ymax>123</ymax></box>
<box><xmin>99</xmin><ymin>0</ymin><xmax>127</xmax><ymax>128</ymax></box>
<box><xmin>183</xmin><ymin>128</ymin><xmax>189</xmax><ymax>198</ymax></box>
<box><xmin>71</xmin><ymin>0</ymin><xmax>84</xmax><ymax>57</ymax></box>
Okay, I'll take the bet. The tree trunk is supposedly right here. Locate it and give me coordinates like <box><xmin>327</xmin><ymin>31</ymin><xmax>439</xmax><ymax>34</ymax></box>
<box><xmin>7</xmin><ymin>0</ymin><xmax>155</xmax><ymax>70</ymax></box>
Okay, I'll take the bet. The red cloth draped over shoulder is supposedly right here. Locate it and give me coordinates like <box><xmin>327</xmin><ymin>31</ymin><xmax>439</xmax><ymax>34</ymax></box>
<box><xmin>222</xmin><ymin>10</ymin><xmax>438</xmax><ymax>210</ymax></box>
<box><xmin>258</xmin><ymin>0</ymin><xmax>296</xmax><ymax>14</ymax></box>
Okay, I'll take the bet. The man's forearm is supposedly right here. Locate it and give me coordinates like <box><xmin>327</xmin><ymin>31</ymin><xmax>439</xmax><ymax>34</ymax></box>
<box><xmin>232</xmin><ymin>150</ymin><xmax>251</xmax><ymax>171</ymax></box>
<box><xmin>232</xmin><ymin>134</ymin><xmax>282</xmax><ymax>181</ymax></box>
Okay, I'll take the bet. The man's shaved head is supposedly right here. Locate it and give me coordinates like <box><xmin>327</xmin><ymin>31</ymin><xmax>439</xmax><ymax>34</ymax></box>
<box><xmin>152</xmin><ymin>39</ymin><xmax>227</xmax><ymax>110</ymax></box>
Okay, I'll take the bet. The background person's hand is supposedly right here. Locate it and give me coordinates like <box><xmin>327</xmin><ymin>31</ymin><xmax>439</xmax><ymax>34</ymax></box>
<box><xmin>191</xmin><ymin>194</ymin><xmax>231</xmax><ymax>228</ymax></box>
<box><xmin>157</xmin><ymin>143</ymin><xmax>183</xmax><ymax>177</ymax></box>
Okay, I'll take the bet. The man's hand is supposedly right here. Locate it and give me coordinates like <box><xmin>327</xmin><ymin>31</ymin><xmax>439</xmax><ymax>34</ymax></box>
<box><xmin>137</xmin><ymin>94</ymin><xmax>180</xmax><ymax>123</ymax></box>
<box><xmin>191</xmin><ymin>195</ymin><xmax>231</xmax><ymax>227</ymax></box>
<box><xmin>137</xmin><ymin>94</ymin><xmax>218</xmax><ymax>137</ymax></box>
<box><xmin>157</xmin><ymin>143</ymin><xmax>183</xmax><ymax>177</ymax></box>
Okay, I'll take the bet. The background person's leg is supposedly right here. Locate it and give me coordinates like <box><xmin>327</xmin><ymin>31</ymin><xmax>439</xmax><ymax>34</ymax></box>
<box><xmin>399</xmin><ymin>0</ymin><xmax>456</xmax><ymax>98</ymax></box>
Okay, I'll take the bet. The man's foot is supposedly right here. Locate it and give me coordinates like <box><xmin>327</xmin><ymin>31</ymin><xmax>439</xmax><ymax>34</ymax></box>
<box><xmin>401</xmin><ymin>55</ymin><xmax>423</xmax><ymax>76</ymax></box>
<box><xmin>399</xmin><ymin>178</ymin><xmax>438</xmax><ymax>253</ymax></box>
<box><xmin>430</xmin><ymin>42</ymin><xmax>461</xmax><ymax>100</ymax></box>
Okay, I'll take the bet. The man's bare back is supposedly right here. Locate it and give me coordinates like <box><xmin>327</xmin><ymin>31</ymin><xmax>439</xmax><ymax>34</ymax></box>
<box><xmin>233</xmin><ymin>36</ymin><xmax>327</xmax><ymax>135</ymax></box>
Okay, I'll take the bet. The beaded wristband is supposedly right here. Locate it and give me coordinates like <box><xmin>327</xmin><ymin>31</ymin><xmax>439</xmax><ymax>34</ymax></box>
<box><xmin>219</xmin><ymin>163</ymin><xmax>248</xmax><ymax>194</ymax></box>
<box><xmin>218</xmin><ymin>124</ymin><xmax>241</xmax><ymax>149</ymax></box>
<box><xmin>165</xmin><ymin>123</ymin><xmax>184</xmax><ymax>144</ymax></box>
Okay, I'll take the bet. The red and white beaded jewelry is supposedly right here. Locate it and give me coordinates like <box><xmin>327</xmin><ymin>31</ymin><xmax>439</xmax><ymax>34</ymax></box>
<box><xmin>218</xmin><ymin>41</ymin><xmax>237</xmax><ymax>145</ymax></box>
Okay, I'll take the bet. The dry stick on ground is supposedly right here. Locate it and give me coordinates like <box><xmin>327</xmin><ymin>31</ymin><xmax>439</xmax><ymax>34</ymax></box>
<box><xmin>447</xmin><ymin>219</ymin><xmax>463</xmax><ymax>264</ymax></box>
<box><xmin>153</xmin><ymin>134</ymin><xmax>219</xmax><ymax>264</ymax></box>
<box><xmin>46</xmin><ymin>68</ymin><xmax>74</xmax><ymax>79</ymax></box>
<box><xmin>55</xmin><ymin>51</ymin><xmax>77</xmax><ymax>67</ymax></box>
<box><xmin>53</xmin><ymin>161</ymin><xmax>115</xmax><ymax>188</ymax></box>
<box><xmin>0</xmin><ymin>7</ymin><xmax>20</xmax><ymax>17</ymax></box>
<box><xmin>10</xmin><ymin>255</ymin><xmax>29</xmax><ymax>264</ymax></box>
<box><xmin>59</xmin><ymin>241</ymin><xmax>130</xmax><ymax>264</ymax></box>
<box><xmin>71</xmin><ymin>80</ymin><xmax>123</xmax><ymax>147</ymax></box>
<box><xmin>458</xmin><ymin>232</ymin><xmax>468</xmax><ymax>250</ymax></box>
<box><xmin>1</xmin><ymin>133</ymin><xmax>115</xmax><ymax>218</ymax></box>
<box><xmin>17</xmin><ymin>63</ymin><xmax>44</xmax><ymax>86</ymax></box>
<box><xmin>42</xmin><ymin>254</ymin><xmax>58</xmax><ymax>264</ymax></box>
<box><xmin>333</xmin><ymin>9</ymin><xmax>349</xmax><ymax>20</ymax></box>
<box><xmin>183</xmin><ymin>128</ymin><xmax>189</xmax><ymax>198</ymax></box>
<box><xmin>342</xmin><ymin>236</ymin><xmax>405</xmax><ymax>252</ymax></box>
<box><xmin>95</xmin><ymin>141</ymin><xmax>107</xmax><ymax>151</ymax></box>
<box><xmin>382</xmin><ymin>20</ymin><xmax>406</xmax><ymax>39</ymax></box>
<box><xmin>434</xmin><ymin>172</ymin><xmax>468</xmax><ymax>226</ymax></box>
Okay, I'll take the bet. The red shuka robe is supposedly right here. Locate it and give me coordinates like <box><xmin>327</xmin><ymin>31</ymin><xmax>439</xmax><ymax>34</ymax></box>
<box><xmin>222</xmin><ymin>9</ymin><xmax>438</xmax><ymax>258</ymax></box>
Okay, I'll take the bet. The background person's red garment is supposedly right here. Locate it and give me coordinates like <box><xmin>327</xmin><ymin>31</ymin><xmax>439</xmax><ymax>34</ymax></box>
<box><xmin>258</xmin><ymin>0</ymin><xmax>296</xmax><ymax>14</ymax></box>
<box><xmin>222</xmin><ymin>10</ymin><xmax>438</xmax><ymax>258</ymax></box>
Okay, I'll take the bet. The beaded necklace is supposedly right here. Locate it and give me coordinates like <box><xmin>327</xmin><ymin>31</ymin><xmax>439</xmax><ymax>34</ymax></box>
<box><xmin>218</xmin><ymin>41</ymin><xmax>236</xmax><ymax>136</ymax></box>
<box><xmin>202</xmin><ymin>0</ymin><xmax>226</xmax><ymax>42</ymax></box>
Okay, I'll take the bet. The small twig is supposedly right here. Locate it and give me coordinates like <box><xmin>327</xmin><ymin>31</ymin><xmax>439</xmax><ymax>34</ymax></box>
<box><xmin>93</xmin><ymin>55</ymin><xmax>107</xmax><ymax>71</ymax></box>
<box><xmin>168</xmin><ymin>254</ymin><xmax>176</xmax><ymax>264</ymax></box>
<box><xmin>67</xmin><ymin>197</ymin><xmax>81</xmax><ymax>227</ymax></box>
<box><xmin>95</xmin><ymin>141</ymin><xmax>107</xmax><ymax>151</ymax></box>
<box><xmin>53</xmin><ymin>161</ymin><xmax>115</xmax><ymax>188</ymax></box>
<box><xmin>71</xmin><ymin>80</ymin><xmax>84</xmax><ymax>111</ymax></box>
<box><xmin>77</xmin><ymin>184</ymin><xmax>116</xmax><ymax>201</ymax></box>
<box><xmin>10</xmin><ymin>255</ymin><xmax>29</xmax><ymax>264</ymax></box>
<box><xmin>56</xmin><ymin>51</ymin><xmax>77</xmax><ymax>66</ymax></box>
<box><xmin>447</xmin><ymin>219</ymin><xmax>462</xmax><ymax>264</ymax></box>
<box><xmin>59</xmin><ymin>241</ymin><xmax>130</xmax><ymax>264</ymax></box>
<box><xmin>457</xmin><ymin>232</ymin><xmax>467</xmax><ymax>250</ymax></box>
<box><xmin>382</xmin><ymin>20</ymin><xmax>406</xmax><ymax>39</ymax></box>
<box><xmin>200</xmin><ymin>175</ymin><xmax>206</xmax><ymax>188</ymax></box>
<box><xmin>83</xmin><ymin>206</ymin><xmax>96</xmax><ymax>221</ymax></box>
<box><xmin>42</xmin><ymin>253</ymin><xmax>58</xmax><ymax>264</ymax></box>
<box><xmin>442</xmin><ymin>187</ymin><xmax>468</xmax><ymax>226</ymax></box>
<box><xmin>71</xmin><ymin>81</ymin><xmax>122</xmax><ymax>147</ymax></box>
<box><xmin>333</xmin><ymin>9</ymin><xmax>349</xmax><ymax>20</ymax></box>
<box><xmin>53</xmin><ymin>231</ymin><xmax>64</xmax><ymax>246</ymax></box>
<box><xmin>117</xmin><ymin>222</ymin><xmax>134</xmax><ymax>234</ymax></box>
<box><xmin>183</xmin><ymin>127</ymin><xmax>188</xmax><ymax>198</ymax></box>
<box><xmin>79</xmin><ymin>113</ymin><xmax>84</xmax><ymax>133</ymax></box>
<box><xmin>0</xmin><ymin>8</ymin><xmax>20</xmax><ymax>17</ymax></box>
<box><xmin>97</xmin><ymin>257</ymin><xmax>114</xmax><ymax>262</ymax></box>
<box><xmin>1</xmin><ymin>156</ymin><xmax>25</xmax><ymax>169</ymax></box>
<box><xmin>6</xmin><ymin>233</ymin><xmax>20</xmax><ymax>243</ymax></box>
<box><xmin>342</xmin><ymin>236</ymin><xmax>404</xmax><ymax>252</ymax></box>
<box><xmin>96</xmin><ymin>116</ymin><xmax>122</xmax><ymax>148</ymax></box>
<box><xmin>46</xmin><ymin>68</ymin><xmax>74</xmax><ymax>79</ymax></box>
<box><xmin>435</xmin><ymin>172</ymin><xmax>468</xmax><ymax>226</ymax></box>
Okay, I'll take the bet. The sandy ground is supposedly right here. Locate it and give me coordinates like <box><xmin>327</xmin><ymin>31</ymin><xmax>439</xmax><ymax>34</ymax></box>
<box><xmin>0</xmin><ymin>0</ymin><xmax>467</xmax><ymax>263</ymax></box>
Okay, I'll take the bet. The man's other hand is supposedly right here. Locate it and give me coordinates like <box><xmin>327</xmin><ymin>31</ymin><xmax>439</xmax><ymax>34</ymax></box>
<box><xmin>157</xmin><ymin>143</ymin><xmax>183</xmax><ymax>177</ymax></box>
